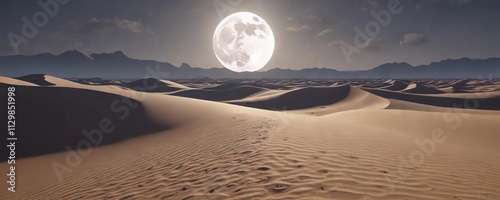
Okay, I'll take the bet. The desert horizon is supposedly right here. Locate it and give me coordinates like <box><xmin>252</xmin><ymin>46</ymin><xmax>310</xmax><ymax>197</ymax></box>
<box><xmin>1</xmin><ymin>50</ymin><xmax>499</xmax><ymax>79</ymax></box>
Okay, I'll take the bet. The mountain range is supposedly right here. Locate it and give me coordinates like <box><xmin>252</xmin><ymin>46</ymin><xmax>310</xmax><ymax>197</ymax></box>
<box><xmin>1</xmin><ymin>50</ymin><xmax>499</xmax><ymax>79</ymax></box>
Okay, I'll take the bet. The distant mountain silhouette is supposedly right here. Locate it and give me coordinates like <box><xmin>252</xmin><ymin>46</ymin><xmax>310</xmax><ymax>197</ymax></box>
<box><xmin>1</xmin><ymin>50</ymin><xmax>499</xmax><ymax>79</ymax></box>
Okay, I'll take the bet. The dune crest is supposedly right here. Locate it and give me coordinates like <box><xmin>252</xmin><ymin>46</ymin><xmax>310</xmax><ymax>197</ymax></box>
<box><xmin>228</xmin><ymin>85</ymin><xmax>351</xmax><ymax>110</ymax></box>
<box><xmin>0</xmin><ymin>76</ymin><xmax>38</xmax><ymax>86</ymax></box>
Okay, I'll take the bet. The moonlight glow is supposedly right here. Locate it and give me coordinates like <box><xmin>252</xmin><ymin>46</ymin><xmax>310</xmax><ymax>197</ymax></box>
<box><xmin>213</xmin><ymin>12</ymin><xmax>275</xmax><ymax>72</ymax></box>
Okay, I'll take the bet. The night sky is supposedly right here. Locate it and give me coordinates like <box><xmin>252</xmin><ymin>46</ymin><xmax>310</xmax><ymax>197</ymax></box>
<box><xmin>1</xmin><ymin>0</ymin><xmax>499</xmax><ymax>71</ymax></box>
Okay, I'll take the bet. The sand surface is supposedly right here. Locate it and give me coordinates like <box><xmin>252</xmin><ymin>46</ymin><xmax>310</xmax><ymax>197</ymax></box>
<box><xmin>1</xmin><ymin>76</ymin><xmax>500</xmax><ymax>199</ymax></box>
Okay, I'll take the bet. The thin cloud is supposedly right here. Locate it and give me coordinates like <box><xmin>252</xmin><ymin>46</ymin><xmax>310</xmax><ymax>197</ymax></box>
<box><xmin>400</xmin><ymin>33</ymin><xmax>429</xmax><ymax>46</ymax></box>
<box><xmin>286</xmin><ymin>24</ymin><xmax>310</xmax><ymax>32</ymax></box>
<box><xmin>70</xmin><ymin>18</ymin><xmax>153</xmax><ymax>34</ymax></box>
<box><xmin>327</xmin><ymin>40</ymin><xmax>341</xmax><ymax>47</ymax></box>
<box><xmin>358</xmin><ymin>37</ymin><xmax>383</xmax><ymax>51</ymax></box>
<box><xmin>318</xmin><ymin>29</ymin><xmax>333</xmax><ymax>36</ymax></box>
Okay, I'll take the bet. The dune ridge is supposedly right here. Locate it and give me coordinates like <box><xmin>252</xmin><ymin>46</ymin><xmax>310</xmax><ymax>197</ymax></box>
<box><xmin>171</xmin><ymin>86</ymin><xmax>268</xmax><ymax>101</ymax></box>
<box><xmin>228</xmin><ymin>85</ymin><xmax>351</xmax><ymax>110</ymax></box>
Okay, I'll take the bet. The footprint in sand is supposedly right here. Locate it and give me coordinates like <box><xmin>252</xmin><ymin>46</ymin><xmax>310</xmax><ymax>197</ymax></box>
<box><xmin>257</xmin><ymin>176</ymin><xmax>273</xmax><ymax>183</ymax></box>
<box><xmin>257</xmin><ymin>167</ymin><xmax>270</xmax><ymax>171</ymax></box>
<box><xmin>180</xmin><ymin>196</ymin><xmax>193</xmax><ymax>200</ymax></box>
<box><xmin>269</xmin><ymin>183</ymin><xmax>289</xmax><ymax>193</ymax></box>
<box><xmin>240</xmin><ymin>150</ymin><xmax>252</xmax><ymax>155</ymax></box>
<box><xmin>340</xmin><ymin>154</ymin><xmax>359</xmax><ymax>159</ymax></box>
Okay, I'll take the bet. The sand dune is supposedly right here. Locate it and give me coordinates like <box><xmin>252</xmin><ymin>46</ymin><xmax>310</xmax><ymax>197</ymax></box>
<box><xmin>0</xmin><ymin>76</ymin><xmax>38</xmax><ymax>86</ymax></box>
<box><xmin>273</xmin><ymin>86</ymin><xmax>390</xmax><ymax>116</ymax></box>
<box><xmin>401</xmin><ymin>83</ymin><xmax>445</xmax><ymax>94</ymax></box>
<box><xmin>0</xmin><ymin>85</ymin><xmax>166</xmax><ymax>161</ymax></box>
<box><xmin>228</xmin><ymin>85</ymin><xmax>351</xmax><ymax>110</ymax></box>
<box><xmin>121</xmin><ymin>78</ymin><xmax>191</xmax><ymax>92</ymax></box>
<box><xmin>206</xmin><ymin>81</ymin><xmax>288</xmax><ymax>90</ymax></box>
<box><xmin>387</xmin><ymin>99</ymin><xmax>500</xmax><ymax>116</ymax></box>
<box><xmin>171</xmin><ymin>86</ymin><xmax>268</xmax><ymax>101</ymax></box>
<box><xmin>17</xmin><ymin>74</ymin><xmax>82</xmax><ymax>87</ymax></box>
<box><xmin>72</xmin><ymin>77</ymin><xmax>123</xmax><ymax>85</ymax></box>
<box><xmin>16</xmin><ymin>74</ymin><xmax>55</xmax><ymax>86</ymax></box>
<box><xmin>1</xmin><ymin>76</ymin><xmax>500</xmax><ymax>199</ymax></box>
<box><xmin>364</xmin><ymin>87</ymin><xmax>500</xmax><ymax>110</ymax></box>
<box><xmin>223</xmin><ymin>85</ymin><xmax>390</xmax><ymax>116</ymax></box>
<box><xmin>379</xmin><ymin>80</ymin><xmax>410</xmax><ymax>91</ymax></box>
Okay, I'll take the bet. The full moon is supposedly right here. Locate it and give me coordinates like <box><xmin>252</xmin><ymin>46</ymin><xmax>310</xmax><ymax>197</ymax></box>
<box><xmin>213</xmin><ymin>12</ymin><xmax>275</xmax><ymax>72</ymax></box>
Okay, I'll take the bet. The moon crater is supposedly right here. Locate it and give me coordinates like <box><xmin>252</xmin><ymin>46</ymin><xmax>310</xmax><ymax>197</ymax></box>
<box><xmin>213</xmin><ymin>12</ymin><xmax>275</xmax><ymax>72</ymax></box>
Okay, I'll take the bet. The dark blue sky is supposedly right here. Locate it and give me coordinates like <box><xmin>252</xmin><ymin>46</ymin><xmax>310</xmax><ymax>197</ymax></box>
<box><xmin>1</xmin><ymin>0</ymin><xmax>499</xmax><ymax>71</ymax></box>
